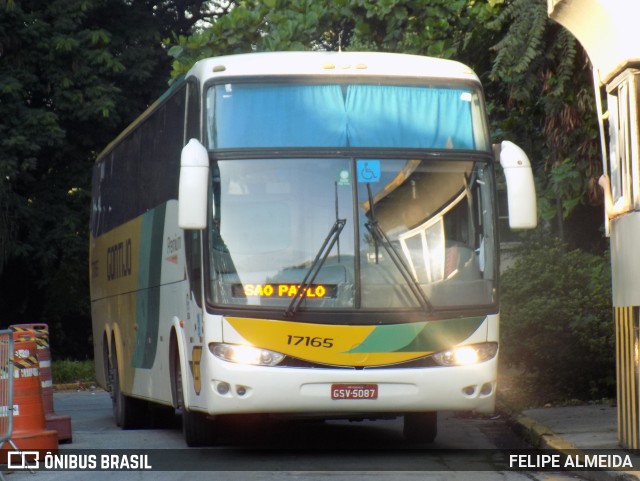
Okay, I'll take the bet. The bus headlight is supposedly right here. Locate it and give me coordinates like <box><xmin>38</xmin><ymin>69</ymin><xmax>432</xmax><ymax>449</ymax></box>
<box><xmin>432</xmin><ymin>342</ymin><xmax>498</xmax><ymax>367</ymax></box>
<box><xmin>209</xmin><ymin>343</ymin><xmax>285</xmax><ymax>367</ymax></box>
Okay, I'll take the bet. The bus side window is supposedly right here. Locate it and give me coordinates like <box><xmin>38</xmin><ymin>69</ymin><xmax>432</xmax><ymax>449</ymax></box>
<box><xmin>185</xmin><ymin>230</ymin><xmax>203</xmax><ymax>306</ymax></box>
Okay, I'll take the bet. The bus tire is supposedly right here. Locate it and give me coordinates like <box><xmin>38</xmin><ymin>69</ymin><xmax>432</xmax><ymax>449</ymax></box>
<box><xmin>403</xmin><ymin>412</ymin><xmax>438</xmax><ymax>443</ymax></box>
<box><xmin>111</xmin><ymin>344</ymin><xmax>145</xmax><ymax>429</ymax></box>
<box><xmin>102</xmin><ymin>334</ymin><xmax>111</xmax><ymax>392</ymax></box>
<box><xmin>182</xmin><ymin>409</ymin><xmax>214</xmax><ymax>447</ymax></box>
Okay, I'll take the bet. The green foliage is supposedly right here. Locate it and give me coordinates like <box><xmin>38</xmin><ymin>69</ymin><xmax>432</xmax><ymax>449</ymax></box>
<box><xmin>0</xmin><ymin>0</ymin><xmax>211</xmax><ymax>357</ymax></box>
<box><xmin>538</xmin><ymin>158</ymin><xmax>584</xmax><ymax>221</ymax></box>
<box><xmin>488</xmin><ymin>0</ymin><xmax>549</xmax><ymax>103</ymax></box>
<box><xmin>166</xmin><ymin>0</ymin><xmax>348</xmax><ymax>78</ymax></box>
<box><xmin>52</xmin><ymin>359</ymin><xmax>95</xmax><ymax>385</ymax></box>
<box><xmin>486</xmin><ymin>0</ymin><xmax>602</xmax><ymax>237</ymax></box>
<box><xmin>500</xmin><ymin>239</ymin><xmax>614</xmax><ymax>401</ymax></box>
<box><xmin>348</xmin><ymin>0</ymin><xmax>499</xmax><ymax>61</ymax></box>
<box><xmin>167</xmin><ymin>0</ymin><xmax>503</xmax><ymax>77</ymax></box>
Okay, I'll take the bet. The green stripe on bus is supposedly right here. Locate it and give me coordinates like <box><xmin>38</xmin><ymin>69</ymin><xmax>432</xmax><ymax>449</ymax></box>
<box><xmin>346</xmin><ymin>316</ymin><xmax>485</xmax><ymax>354</ymax></box>
<box><xmin>133</xmin><ymin>204</ymin><xmax>167</xmax><ymax>369</ymax></box>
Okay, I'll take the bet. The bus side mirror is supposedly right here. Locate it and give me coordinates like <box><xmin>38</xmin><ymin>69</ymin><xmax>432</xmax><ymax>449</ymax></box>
<box><xmin>179</xmin><ymin>139</ymin><xmax>209</xmax><ymax>230</ymax></box>
<box><xmin>499</xmin><ymin>141</ymin><xmax>537</xmax><ymax>229</ymax></box>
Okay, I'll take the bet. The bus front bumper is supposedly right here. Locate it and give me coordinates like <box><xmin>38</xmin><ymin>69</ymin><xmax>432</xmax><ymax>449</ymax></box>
<box><xmin>193</xmin><ymin>356</ymin><xmax>497</xmax><ymax>416</ymax></box>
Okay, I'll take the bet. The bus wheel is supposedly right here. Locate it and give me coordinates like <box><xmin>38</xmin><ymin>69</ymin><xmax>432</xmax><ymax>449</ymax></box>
<box><xmin>111</xmin><ymin>345</ymin><xmax>145</xmax><ymax>429</ymax></box>
<box><xmin>182</xmin><ymin>409</ymin><xmax>214</xmax><ymax>447</ymax></box>
<box><xmin>102</xmin><ymin>335</ymin><xmax>111</xmax><ymax>392</ymax></box>
<box><xmin>174</xmin><ymin>348</ymin><xmax>215</xmax><ymax>446</ymax></box>
<box><xmin>403</xmin><ymin>412</ymin><xmax>438</xmax><ymax>443</ymax></box>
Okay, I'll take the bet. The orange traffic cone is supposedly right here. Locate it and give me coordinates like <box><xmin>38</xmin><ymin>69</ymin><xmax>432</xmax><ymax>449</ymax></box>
<box><xmin>11</xmin><ymin>324</ymin><xmax>72</xmax><ymax>442</ymax></box>
<box><xmin>0</xmin><ymin>331</ymin><xmax>58</xmax><ymax>460</ymax></box>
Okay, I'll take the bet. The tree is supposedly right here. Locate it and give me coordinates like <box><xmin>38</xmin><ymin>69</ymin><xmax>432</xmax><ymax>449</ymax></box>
<box><xmin>168</xmin><ymin>0</ymin><xmax>502</xmax><ymax>76</ymax></box>
<box><xmin>486</xmin><ymin>0</ymin><xmax>603</xmax><ymax>246</ymax></box>
<box><xmin>0</xmin><ymin>0</ymin><xmax>209</xmax><ymax>357</ymax></box>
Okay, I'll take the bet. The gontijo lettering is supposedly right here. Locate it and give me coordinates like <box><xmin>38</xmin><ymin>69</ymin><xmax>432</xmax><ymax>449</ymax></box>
<box><xmin>232</xmin><ymin>283</ymin><xmax>337</xmax><ymax>298</ymax></box>
<box><xmin>106</xmin><ymin>239</ymin><xmax>132</xmax><ymax>281</ymax></box>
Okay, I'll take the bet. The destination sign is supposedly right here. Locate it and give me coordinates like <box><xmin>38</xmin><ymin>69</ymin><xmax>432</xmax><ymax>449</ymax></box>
<box><xmin>232</xmin><ymin>283</ymin><xmax>337</xmax><ymax>299</ymax></box>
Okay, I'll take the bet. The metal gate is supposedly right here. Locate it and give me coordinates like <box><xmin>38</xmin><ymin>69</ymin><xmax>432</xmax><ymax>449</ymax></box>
<box><xmin>0</xmin><ymin>329</ymin><xmax>15</xmax><ymax>479</ymax></box>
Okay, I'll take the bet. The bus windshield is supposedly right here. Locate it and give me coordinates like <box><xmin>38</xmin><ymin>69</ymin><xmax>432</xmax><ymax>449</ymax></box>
<box><xmin>207</xmin><ymin>156</ymin><xmax>496</xmax><ymax>311</ymax></box>
<box><xmin>206</xmin><ymin>82</ymin><xmax>490</xmax><ymax>150</ymax></box>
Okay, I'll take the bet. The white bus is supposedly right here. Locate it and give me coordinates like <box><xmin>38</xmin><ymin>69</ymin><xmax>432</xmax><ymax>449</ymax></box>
<box><xmin>90</xmin><ymin>51</ymin><xmax>536</xmax><ymax>446</ymax></box>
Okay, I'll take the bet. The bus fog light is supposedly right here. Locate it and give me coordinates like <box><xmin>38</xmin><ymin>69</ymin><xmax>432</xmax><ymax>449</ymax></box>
<box><xmin>463</xmin><ymin>385</ymin><xmax>476</xmax><ymax>396</ymax></box>
<box><xmin>209</xmin><ymin>343</ymin><xmax>285</xmax><ymax>366</ymax></box>
<box><xmin>480</xmin><ymin>382</ymin><xmax>493</xmax><ymax>396</ymax></box>
<box><xmin>432</xmin><ymin>342</ymin><xmax>498</xmax><ymax>367</ymax></box>
<box><xmin>216</xmin><ymin>381</ymin><xmax>230</xmax><ymax>395</ymax></box>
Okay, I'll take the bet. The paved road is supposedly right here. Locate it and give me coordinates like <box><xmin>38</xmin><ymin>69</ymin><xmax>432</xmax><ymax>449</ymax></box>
<box><xmin>3</xmin><ymin>390</ymin><xmax>586</xmax><ymax>480</ymax></box>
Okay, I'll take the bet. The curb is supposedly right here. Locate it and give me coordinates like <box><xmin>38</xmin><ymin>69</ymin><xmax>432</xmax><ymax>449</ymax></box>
<box><xmin>513</xmin><ymin>413</ymin><xmax>577</xmax><ymax>451</ymax></box>
<box><xmin>512</xmin><ymin>413</ymin><xmax>640</xmax><ymax>481</ymax></box>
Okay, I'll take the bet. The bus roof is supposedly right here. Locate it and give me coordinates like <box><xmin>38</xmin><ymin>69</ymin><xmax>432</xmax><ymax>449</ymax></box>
<box><xmin>186</xmin><ymin>51</ymin><xmax>481</xmax><ymax>84</ymax></box>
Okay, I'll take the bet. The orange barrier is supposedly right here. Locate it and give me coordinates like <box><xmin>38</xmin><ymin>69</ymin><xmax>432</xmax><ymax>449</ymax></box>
<box><xmin>0</xmin><ymin>330</ymin><xmax>58</xmax><ymax>459</ymax></box>
<box><xmin>0</xmin><ymin>329</ymin><xmax>16</xmax><ymax>466</ymax></box>
<box><xmin>11</xmin><ymin>324</ymin><xmax>72</xmax><ymax>443</ymax></box>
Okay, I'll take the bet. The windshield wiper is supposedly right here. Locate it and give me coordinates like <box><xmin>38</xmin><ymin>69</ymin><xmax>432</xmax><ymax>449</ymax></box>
<box><xmin>285</xmin><ymin>218</ymin><xmax>346</xmax><ymax>317</ymax></box>
<box><xmin>364</xmin><ymin>184</ymin><xmax>433</xmax><ymax>313</ymax></box>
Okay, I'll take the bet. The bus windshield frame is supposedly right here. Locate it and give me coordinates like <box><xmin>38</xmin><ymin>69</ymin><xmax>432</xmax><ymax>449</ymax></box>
<box><xmin>202</xmin><ymin>79</ymin><xmax>497</xmax><ymax>323</ymax></box>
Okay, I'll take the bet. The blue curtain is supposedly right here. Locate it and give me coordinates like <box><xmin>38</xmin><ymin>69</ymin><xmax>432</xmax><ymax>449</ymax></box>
<box><xmin>212</xmin><ymin>84</ymin><xmax>475</xmax><ymax>150</ymax></box>
<box><xmin>213</xmin><ymin>84</ymin><xmax>347</xmax><ymax>148</ymax></box>
<box><xmin>346</xmin><ymin>85</ymin><xmax>474</xmax><ymax>149</ymax></box>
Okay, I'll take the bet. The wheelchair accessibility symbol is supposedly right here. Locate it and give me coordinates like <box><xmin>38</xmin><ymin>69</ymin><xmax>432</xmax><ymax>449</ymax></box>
<box><xmin>357</xmin><ymin>160</ymin><xmax>381</xmax><ymax>183</ymax></box>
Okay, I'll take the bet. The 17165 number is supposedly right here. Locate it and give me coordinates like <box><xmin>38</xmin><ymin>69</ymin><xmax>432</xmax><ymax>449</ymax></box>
<box><xmin>287</xmin><ymin>335</ymin><xmax>334</xmax><ymax>348</ymax></box>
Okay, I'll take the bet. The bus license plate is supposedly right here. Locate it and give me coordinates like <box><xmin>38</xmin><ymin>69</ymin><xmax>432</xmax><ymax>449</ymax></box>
<box><xmin>331</xmin><ymin>384</ymin><xmax>378</xmax><ymax>400</ymax></box>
